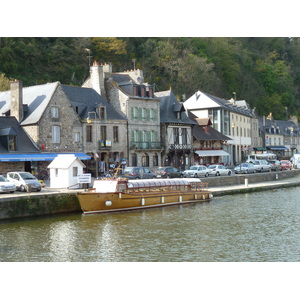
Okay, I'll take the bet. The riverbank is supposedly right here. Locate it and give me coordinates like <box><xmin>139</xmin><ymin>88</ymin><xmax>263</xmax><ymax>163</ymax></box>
<box><xmin>1</xmin><ymin>169</ymin><xmax>300</xmax><ymax>220</ymax></box>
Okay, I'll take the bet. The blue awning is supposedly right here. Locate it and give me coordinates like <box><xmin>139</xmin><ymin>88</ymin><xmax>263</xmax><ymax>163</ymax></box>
<box><xmin>266</xmin><ymin>146</ymin><xmax>288</xmax><ymax>151</ymax></box>
<box><xmin>0</xmin><ymin>153</ymin><xmax>91</xmax><ymax>162</ymax></box>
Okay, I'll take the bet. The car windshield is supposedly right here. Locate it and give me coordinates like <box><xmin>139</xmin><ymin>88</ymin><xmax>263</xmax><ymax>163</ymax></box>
<box><xmin>19</xmin><ymin>173</ymin><xmax>36</xmax><ymax>180</ymax></box>
<box><xmin>189</xmin><ymin>166</ymin><xmax>198</xmax><ymax>170</ymax></box>
<box><xmin>157</xmin><ymin>167</ymin><xmax>166</xmax><ymax>171</ymax></box>
<box><xmin>208</xmin><ymin>165</ymin><xmax>217</xmax><ymax>169</ymax></box>
<box><xmin>0</xmin><ymin>176</ymin><xmax>8</xmax><ymax>182</ymax></box>
<box><xmin>241</xmin><ymin>164</ymin><xmax>248</xmax><ymax>167</ymax></box>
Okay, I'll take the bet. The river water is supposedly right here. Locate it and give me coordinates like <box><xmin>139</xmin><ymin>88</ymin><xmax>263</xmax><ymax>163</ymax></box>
<box><xmin>1</xmin><ymin>186</ymin><xmax>300</xmax><ymax>262</ymax></box>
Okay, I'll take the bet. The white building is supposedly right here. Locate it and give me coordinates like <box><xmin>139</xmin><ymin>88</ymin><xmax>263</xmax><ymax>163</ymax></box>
<box><xmin>48</xmin><ymin>154</ymin><xmax>86</xmax><ymax>189</ymax></box>
<box><xmin>184</xmin><ymin>91</ymin><xmax>257</xmax><ymax>165</ymax></box>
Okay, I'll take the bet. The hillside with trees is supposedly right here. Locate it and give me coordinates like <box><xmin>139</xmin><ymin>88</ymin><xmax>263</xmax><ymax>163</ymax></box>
<box><xmin>1</xmin><ymin>37</ymin><xmax>300</xmax><ymax>120</ymax></box>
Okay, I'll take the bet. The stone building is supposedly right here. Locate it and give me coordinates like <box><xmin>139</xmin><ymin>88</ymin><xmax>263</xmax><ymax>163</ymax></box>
<box><xmin>0</xmin><ymin>80</ymin><xmax>90</xmax><ymax>174</ymax></box>
<box><xmin>83</xmin><ymin>62</ymin><xmax>162</xmax><ymax>168</ymax></box>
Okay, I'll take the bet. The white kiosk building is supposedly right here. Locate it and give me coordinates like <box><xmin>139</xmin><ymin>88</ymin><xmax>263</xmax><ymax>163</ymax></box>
<box><xmin>48</xmin><ymin>154</ymin><xmax>86</xmax><ymax>189</ymax></box>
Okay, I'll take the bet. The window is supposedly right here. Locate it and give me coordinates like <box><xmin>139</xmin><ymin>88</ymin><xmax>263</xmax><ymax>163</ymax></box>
<box><xmin>132</xmin><ymin>153</ymin><xmax>137</xmax><ymax>166</ymax></box>
<box><xmin>132</xmin><ymin>107</ymin><xmax>139</xmax><ymax>120</ymax></box>
<box><xmin>73</xmin><ymin>167</ymin><xmax>78</xmax><ymax>177</ymax></box>
<box><xmin>141</xmin><ymin>108</ymin><xmax>147</xmax><ymax>120</ymax></box>
<box><xmin>8</xmin><ymin>135</ymin><xmax>16</xmax><ymax>151</ymax></box>
<box><xmin>86</xmin><ymin>125</ymin><xmax>92</xmax><ymax>142</ymax></box>
<box><xmin>173</xmin><ymin>128</ymin><xmax>179</xmax><ymax>144</ymax></box>
<box><xmin>113</xmin><ymin>126</ymin><xmax>118</xmax><ymax>142</ymax></box>
<box><xmin>51</xmin><ymin>107</ymin><xmax>59</xmax><ymax>119</ymax></box>
<box><xmin>55</xmin><ymin>169</ymin><xmax>58</xmax><ymax>177</ymax></box>
<box><xmin>74</xmin><ymin>132</ymin><xmax>80</xmax><ymax>143</ymax></box>
<box><xmin>101</xmin><ymin>126</ymin><xmax>107</xmax><ymax>140</ymax></box>
<box><xmin>150</xmin><ymin>108</ymin><xmax>156</xmax><ymax>121</ymax></box>
<box><xmin>100</xmin><ymin>107</ymin><xmax>105</xmax><ymax>119</ymax></box>
<box><xmin>181</xmin><ymin>128</ymin><xmax>187</xmax><ymax>144</ymax></box>
<box><xmin>52</xmin><ymin>126</ymin><xmax>60</xmax><ymax>143</ymax></box>
<box><xmin>153</xmin><ymin>153</ymin><xmax>158</xmax><ymax>166</ymax></box>
<box><xmin>142</xmin><ymin>153</ymin><xmax>149</xmax><ymax>167</ymax></box>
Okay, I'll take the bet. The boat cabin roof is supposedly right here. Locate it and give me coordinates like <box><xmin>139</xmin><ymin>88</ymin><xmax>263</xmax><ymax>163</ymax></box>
<box><xmin>127</xmin><ymin>178</ymin><xmax>201</xmax><ymax>189</ymax></box>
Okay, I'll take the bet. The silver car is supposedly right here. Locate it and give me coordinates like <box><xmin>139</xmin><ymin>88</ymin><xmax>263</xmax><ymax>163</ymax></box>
<box><xmin>208</xmin><ymin>165</ymin><xmax>232</xmax><ymax>176</ymax></box>
<box><xmin>183</xmin><ymin>165</ymin><xmax>210</xmax><ymax>178</ymax></box>
<box><xmin>234</xmin><ymin>163</ymin><xmax>256</xmax><ymax>174</ymax></box>
<box><xmin>0</xmin><ymin>175</ymin><xmax>16</xmax><ymax>193</ymax></box>
<box><xmin>7</xmin><ymin>172</ymin><xmax>42</xmax><ymax>192</ymax></box>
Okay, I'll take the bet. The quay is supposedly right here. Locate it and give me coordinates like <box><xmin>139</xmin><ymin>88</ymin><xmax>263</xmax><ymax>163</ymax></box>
<box><xmin>0</xmin><ymin>169</ymin><xmax>300</xmax><ymax>221</ymax></box>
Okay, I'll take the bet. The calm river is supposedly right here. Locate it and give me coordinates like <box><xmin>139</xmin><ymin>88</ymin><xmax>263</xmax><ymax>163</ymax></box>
<box><xmin>1</xmin><ymin>186</ymin><xmax>300</xmax><ymax>262</ymax></box>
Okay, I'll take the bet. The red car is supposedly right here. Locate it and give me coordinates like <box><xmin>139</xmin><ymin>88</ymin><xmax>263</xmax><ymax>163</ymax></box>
<box><xmin>280</xmin><ymin>160</ymin><xmax>292</xmax><ymax>170</ymax></box>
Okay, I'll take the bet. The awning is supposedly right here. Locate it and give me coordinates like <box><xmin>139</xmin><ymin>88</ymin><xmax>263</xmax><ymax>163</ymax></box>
<box><xmin>195</xmin><ymin>150</ymin><xmax>230</xmax><ymax>157</ymax></box>
<box><xmin>266</xmin><ymin>146</ymin><xmax>288</xmax><ymax>151</ymax></box>
<box><xmin>0</xmin><ymin>152</ymin><xmax>91</xmax><ymax>162</ymax></box>
<box><xmin>253</xmin><ymin>147</ymin><xmax>266</xmax><ymax>151</ymax></box>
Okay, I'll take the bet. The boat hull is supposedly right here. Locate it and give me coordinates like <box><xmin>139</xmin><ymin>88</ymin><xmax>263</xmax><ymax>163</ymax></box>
<box><xmin>77</xmin><ymin>191</ymin><xmax>212</xmax><ymax>214</ymax></box>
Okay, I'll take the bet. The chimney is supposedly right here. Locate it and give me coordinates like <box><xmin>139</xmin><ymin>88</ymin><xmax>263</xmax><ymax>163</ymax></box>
<box><xmin>10</xmin><ymin>80</ymin><xmax>23</xmax><ymax>122</ymax></box>
<box><xmin>89</xmin><ymin>61</ymin><xmax>111</xmax><ymax>99</ymax></box>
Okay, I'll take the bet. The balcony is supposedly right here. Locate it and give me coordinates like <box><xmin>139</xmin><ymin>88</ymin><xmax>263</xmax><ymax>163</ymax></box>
<box><xmin>168</xmin><ymin>144</ymin><xmax>194</xmax><ymax>151</ymax></box>
<box><xmin>98</xmin><ymin>140</ymin><xmax>112</xmax><ymax>150</ymax></box>
<box><xmin>130</xmin><ymin>142</ymin><xmax>163</xmax><ymax>150</ymax></box>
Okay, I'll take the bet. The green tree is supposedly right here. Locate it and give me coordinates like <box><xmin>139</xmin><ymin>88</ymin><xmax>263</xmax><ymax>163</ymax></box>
<box><xmin>0</xmin><ymin>73</ymin><xmax>11</xmax><ymax>91</ymax></box>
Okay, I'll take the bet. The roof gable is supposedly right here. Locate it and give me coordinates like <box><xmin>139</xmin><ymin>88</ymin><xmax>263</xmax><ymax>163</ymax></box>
<box><xmin>155</xmin><ymin>90</ymin><xmax>195</xmax><ymax>125</ymax></box>
<box><xmin>48</xmin><ymin>154</ymin><xmax>85</xmax><ymax>169</ymax></box>
<box><xmin>0</xmin><ymin>82</ymin><xmax>60</xmax><ymax>125</ymax></box>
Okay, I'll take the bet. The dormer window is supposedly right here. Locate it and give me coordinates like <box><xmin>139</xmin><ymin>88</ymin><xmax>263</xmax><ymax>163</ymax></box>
<box><xmin>8</xmin><ymin>135</ymin><xmax>16</xmax><ymax>151</ymax></box>
<box><xmin>96</xmin><ymin>106</ymin><xmax>106</xmax><ymax>120</ymax></box>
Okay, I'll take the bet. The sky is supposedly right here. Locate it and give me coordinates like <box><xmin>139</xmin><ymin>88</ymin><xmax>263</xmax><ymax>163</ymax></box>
<box><xmin>2</xmin><ymin>1</ymin><xmax>300</xmax><ymax>37</ymax></box>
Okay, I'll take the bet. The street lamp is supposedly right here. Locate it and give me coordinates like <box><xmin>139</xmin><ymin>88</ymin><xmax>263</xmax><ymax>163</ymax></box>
<box><xmin>87</xmin><ymin>111</ymin><xmax>99</xmax><ymax>178</ymax></box>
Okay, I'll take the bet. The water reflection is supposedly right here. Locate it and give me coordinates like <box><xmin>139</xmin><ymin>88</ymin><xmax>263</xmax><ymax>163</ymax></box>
<box><xmin>0</xmin><ymin>187</ymin><xmax>300</xmax><ymax>261</ymax></box>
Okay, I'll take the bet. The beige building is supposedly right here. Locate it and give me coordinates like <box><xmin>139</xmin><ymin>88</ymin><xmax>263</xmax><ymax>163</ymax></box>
<box><xmin>184</xmin><ymin>91</ymin><xmax>257</xmax><ymax>165</ymax></box>
<box><xmin>83</xmin><ymin>62</ymin><xmax>162</xmax><ymax>168</ymax></box>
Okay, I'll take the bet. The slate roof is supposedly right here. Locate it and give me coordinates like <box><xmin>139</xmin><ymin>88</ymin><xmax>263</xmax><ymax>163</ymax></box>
<box><xmin>155</xmin><ymin>90</ymin><xmax>195</xmax><ymax>125</ymax></box>
<box><xmin>0</xmin><ymin>117</ymin><xmax>39</xmax><ymax>153</ymax></box>
<box><xmin>258</xmin><ymin>117</ymin><xmax>299</xmax><ymax>136</ymax></box>
<box><xmin>0</xmin><ymin>82</ymin><xmax>59</xmax><ymax>125</ymax></box>
<box><xmin>61</xmin><ymin>85</ymin><xmax>126</xmax><ymax>120</ymax></box>
<box><xmin>193</xmin><ymin>125</ymin><xmax>232</xmax><ymax>141</ymax></box>
<box><xmin>187</xmin><ymin>90</ymin><xmax>255</xmax><ymax>118</ymax></box>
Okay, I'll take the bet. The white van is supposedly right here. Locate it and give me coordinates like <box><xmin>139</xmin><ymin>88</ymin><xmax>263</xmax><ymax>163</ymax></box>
<box><xmin>7</xmin><ymin>172</ymin><xmax>42</xmax><ymax>192</ymax></box>
<box><xmin>290</xmin><ymin>154</ymin><xmax>300</xmax><ymax>169</ymax></box>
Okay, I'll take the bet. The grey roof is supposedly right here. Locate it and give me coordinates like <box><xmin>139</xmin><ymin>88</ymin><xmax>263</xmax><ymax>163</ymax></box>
<box><xmin>258</xmin><ymin>117</ymin><xmax>299</xmax><ymax>136</ymax></box>
<box><xmin>193</xmin><ymin>125</ymin><xmax>232</xmax><ymax>141</ymax></box>
<box><xmin>155</xmin><ymin>90</ymin><xmax>195</xmax><ymax>125</ymax></box>
<box><xmin>0</xmin><ymin>82</ymin><xmax>59</xmax><ymax>125</ymax></box>
<box><xmin>191</xmin><ymin>90</ymin><xmax>255</xmax><ymax>117</ymax></box>
<box><xmin>61</xmin><ymin>85</ymin><xmax>126</xmax><ymax>120</ymax></box>
<box><xmin>0</xmin><ymin>117</ymin><xmax>39</xmax><ymax>153</ymax></box>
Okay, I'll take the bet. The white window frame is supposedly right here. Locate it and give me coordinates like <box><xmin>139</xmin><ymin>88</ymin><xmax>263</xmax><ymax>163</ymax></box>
<box><xmin>52</xmin><ymin>125</ymin><xmax>60</xmax><ymax>143</ymax></box>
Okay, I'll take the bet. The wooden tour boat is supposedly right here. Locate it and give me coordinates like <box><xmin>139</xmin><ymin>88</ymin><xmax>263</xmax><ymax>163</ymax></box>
<box><xmin>77</xmin><ymin>177</ymin><xmax>213</xmax><ymax>214</ymax></box>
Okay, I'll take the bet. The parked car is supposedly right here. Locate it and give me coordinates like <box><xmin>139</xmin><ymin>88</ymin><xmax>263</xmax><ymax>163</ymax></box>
<box><xmin>280</xmin><ymin>160</ymin><xmax>292</xmax><ymax>170</ymax></box>
<box><xmin>247</xmin><ymin>160</ymin><xmax>271</xmax><ymax>172</ymax></box>
<box><xmin>234</xmin><ymin>163</ymin><xmax>256</xmax><ymax>174</ymax></box>
<box><xmin>183</xmin><ymin>165</ymin><xmax>210</xmax><ymax>178</ymax></box>
<box><xmin>268</xmin><ymin>160</ymin><xmax>283</xmax><ymax>171</ymax></box>
<box><xmin>121</xmin><ymin>167</ymin><xmax>156</xmax><ymax>179</ymax></box>
<box><xmin>0</xmin><ymin>175</ymin><xmax>16</xmax><ymax>193</ymax></box>
<box><xmin>208</xmin><ymin>164</ymin><xmax>232</xmax><ymax>176</ymax></box>
<box><xmin>155</xmin><ymin>167</ymin><xmax>183</xmax><ymax>178</ymax></box>
<box><xmin>7</xmin><ymin>172</ymin><xmax>42</xmax><ymax>192</ymax></box>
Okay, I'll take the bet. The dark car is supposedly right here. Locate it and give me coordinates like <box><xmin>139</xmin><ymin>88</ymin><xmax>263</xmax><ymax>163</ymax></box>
<box><xmin>155</xmin><ymin>166</ymin><xmax>183</xmax><ymax>178</ymax></box>
<box><xmin>121</xmin><ymin>167</ymin><xmax>156</xmax><ymax>179</ymax></box>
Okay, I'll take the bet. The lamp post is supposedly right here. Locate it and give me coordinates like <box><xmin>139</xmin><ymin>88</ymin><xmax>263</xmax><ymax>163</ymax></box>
<box><xmin>290</xmin><ymin>127</ymin><xmax>294</xmax><ymax>157</ymax></box>
<box><xmin>87</xmin><ymin>111</ymin><xmax>99</xmax><ymax>178</ymax></box>
<box><xmin>232</xmin><ymin>122</ymin><xmax>242</xmax><ymax>172</ymax></box>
